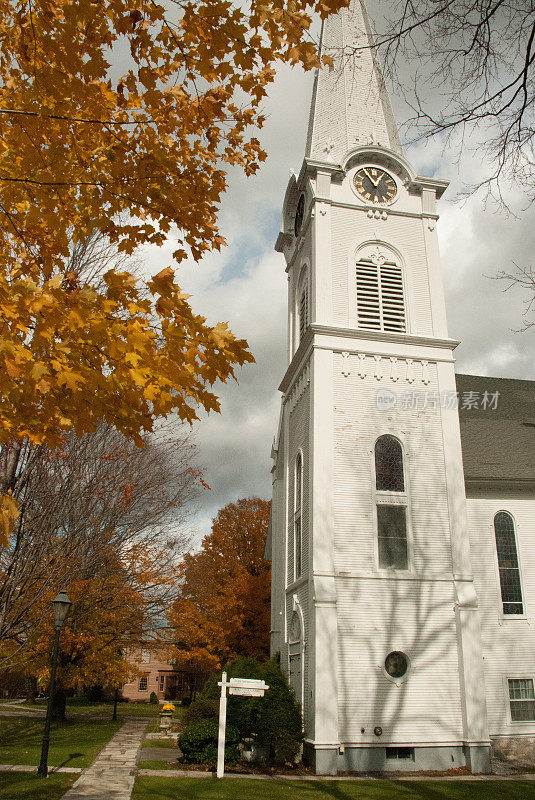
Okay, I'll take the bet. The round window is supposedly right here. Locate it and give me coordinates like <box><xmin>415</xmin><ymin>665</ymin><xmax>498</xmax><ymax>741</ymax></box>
<box><xmin>384</xmin><ymin>651</ymin><xmax>409</xmax><ymax>679</ymax></box>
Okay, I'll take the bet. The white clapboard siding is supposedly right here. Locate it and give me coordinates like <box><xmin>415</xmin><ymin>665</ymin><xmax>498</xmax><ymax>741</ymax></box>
<box><xmin>329</xmin><ymin>208</ymin><xmax>434</xmax><ymax>336</ymax></box>
<box><xmin>467</xmin><ymin>496</ymin><xmax>535</xmax><ymax>736</ymax></box>
<box><xmin>333</xmin><ymin>360</ymin><xmax>453</xmax><ymax>575</ymax></box>
<box><xmin>336</xmin><ymin>577</ymin><xmax>463</xmax><ymax>743</ymax></box>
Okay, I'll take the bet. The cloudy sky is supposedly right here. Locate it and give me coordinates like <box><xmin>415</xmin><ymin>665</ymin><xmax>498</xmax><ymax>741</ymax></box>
<box><xmin>142</xmin><ymin>3</ymin><xmax>535</xmax><ymax>543</ymax></box>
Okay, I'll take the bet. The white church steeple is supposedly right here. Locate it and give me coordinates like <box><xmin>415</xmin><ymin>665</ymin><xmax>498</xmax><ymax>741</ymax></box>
<box><xmin>306</xmin><ymin>0</ymin><xmax>402</xmax><ymax>163</ymax></box>
<box><xmin>270</xmin><ymin>0</ymin><xmax>492</xmax><ymax>778</ymax></box>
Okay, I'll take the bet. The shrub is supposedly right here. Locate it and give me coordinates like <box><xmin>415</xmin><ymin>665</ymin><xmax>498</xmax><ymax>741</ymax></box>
<box><xmin>178</xmin><ymin>718</ymin><xmax>239</xmax><ymax>765</ymax></box>
<box><xmin>250</xmin><ymin>659</ymin><xmax>304</xmax><ymax>766</ymax></box>
<box><xmin>200</xmin><ymin>656</ymin><xmax>262</xmax><ymax>741</ymax></box>
<box><xmin>183</xmin><ymin>696</ymin><xmax>218</xmax><ymax>726</ymax></box>
<box><xmin>200</xmin><ymin>656</ymin><xmax>304</xmax><ymax>766</ymax></box>
<box><xmin>181</xmin><ymin>696</ymin><xmax>192</xmax><ymax>707</ymax></box>
<box><xmin>149</xmin><ymin>692</ymin><xmax>158</xmax><ymax>705</ymax></box>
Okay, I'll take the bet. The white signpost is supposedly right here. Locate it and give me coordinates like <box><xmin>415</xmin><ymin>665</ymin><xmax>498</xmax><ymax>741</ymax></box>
<box><xmin>217</xmin><ymin>672</ymin><xmax>269</xmax><ymax>778</ymax></box>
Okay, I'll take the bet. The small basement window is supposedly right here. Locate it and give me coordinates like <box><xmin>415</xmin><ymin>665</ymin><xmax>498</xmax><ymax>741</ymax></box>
<box><xmin>386</xmin><ymin>747</ymin><xmax>414</xmax><ymax>760</ymax></box>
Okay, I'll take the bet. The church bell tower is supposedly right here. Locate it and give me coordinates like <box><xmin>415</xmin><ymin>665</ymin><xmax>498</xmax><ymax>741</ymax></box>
<box><xmin>268</xmin><ymin>0</ymin><xmax>492</xmax><ymax>776</ymax></box>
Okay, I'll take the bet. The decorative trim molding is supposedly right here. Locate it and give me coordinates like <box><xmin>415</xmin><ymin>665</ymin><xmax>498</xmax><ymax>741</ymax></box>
<box><xmin>309</xmin><ymin>323</ymin><xmax>458</xmax><ymax>350</ymax></box>
<box><xmin>335</xmin><ymin>352</ymin><xmax>437</xmax><ymax>385</ymax></box>
<box><xmin>285</xmin><ymin>360</ymin><xmax>311</xmax><ymax>413</ymax></box>
<box><xmin>278</xmin><ymin>324</ymin><xmax>458</xmax><ymax>394</ymax></box>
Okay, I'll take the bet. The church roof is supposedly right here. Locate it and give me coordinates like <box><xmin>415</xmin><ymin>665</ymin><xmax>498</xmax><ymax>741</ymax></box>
<box><xmin>306</xmin><ymin>0</ymin><xmax>402</xmax><ymax>164</ymax></box>
<box><xmin>456</xmin><ymin>373</ymin><xmax>535</xmax><ymax>487</ymax></box>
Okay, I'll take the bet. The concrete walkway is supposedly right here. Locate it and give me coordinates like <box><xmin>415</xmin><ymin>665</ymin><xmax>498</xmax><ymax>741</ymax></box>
<box><xmin>60</xmin><ymin>719</ymin><xmax>148</xmax><ymax>800</ymax></box>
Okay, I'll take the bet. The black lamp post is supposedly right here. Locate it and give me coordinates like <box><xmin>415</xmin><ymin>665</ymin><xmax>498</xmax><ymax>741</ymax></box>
<box><xmin>37</xmin><ymin>589</ymin><xmax>71</xmax><ymax>778</ymax></box>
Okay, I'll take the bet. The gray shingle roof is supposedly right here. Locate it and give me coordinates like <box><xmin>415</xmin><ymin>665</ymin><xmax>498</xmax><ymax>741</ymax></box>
<box><xmin>455</xmin><ymin>373</ymin><xmax>535</xmax><ymax>486</ymax></box>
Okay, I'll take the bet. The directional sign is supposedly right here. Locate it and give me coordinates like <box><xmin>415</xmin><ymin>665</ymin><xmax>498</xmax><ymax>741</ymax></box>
<box><xmin>216</xmin><ymin>673</ymin><xmax>270</xmax><ymax>778</ymax></box>
<box><xmin>229</xmin><ymin>686</ymin><xmax>265</xmax><ymax>697</ymax></box>
<box><xmin>229</xmin><ymin>678</ymin><xmax>269</xmax><ymax>691</ymax></box>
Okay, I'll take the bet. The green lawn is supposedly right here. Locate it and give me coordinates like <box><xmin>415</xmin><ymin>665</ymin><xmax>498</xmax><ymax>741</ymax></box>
<box><xmin>132</xmin><ymin>777</ymin><xmax>535</xmax><ymax>800</ymax></box>
<box><xmin>142</xmin><ymin>738</ymin><xmax>178</xmax><ymax>749</ymax></box>
<box><xmin>0</xmin><ymin>772</ymin><xmax>76</xmax><ymax>799</ymax></box>
<box><xmin>0</xmin><ymin>717</ymin><xmax>120</xmax><ymax>769</ymax></box>
<box><xmin>8</xmin><ymin>697</ymin><xmax>161</xmax><ymax>718</ymax></box>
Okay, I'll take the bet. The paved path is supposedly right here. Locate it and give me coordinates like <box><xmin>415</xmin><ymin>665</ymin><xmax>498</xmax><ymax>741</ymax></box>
<box><xmin>0</xmin><ymin>701</ymin><xmax>45</xmax><ymax>718</ymax></box>
<box><xmin>139</xmin><ymin>746</ymin><xmax>178</xmax><ymax>763</ymax></box>
<box><xmin>60</xmin><ymin>719</ymin><xmax>148</xmax><ymax>800</ymax></box>
<box><xmin>0</xmin><ymin>764</ymin><xmax>81</xmax><ymax>773</ymax></box>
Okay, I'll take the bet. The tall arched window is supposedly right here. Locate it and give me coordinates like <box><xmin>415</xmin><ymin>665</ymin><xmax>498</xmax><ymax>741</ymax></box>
<box><xmin>297</xmin><ymin>270</ymin><xmax>309</xmax><ymax>344</ymax></box>
<box><xmin>375</xmin><ymin>435</ymin><xmax>408</xmax><ymax>570</ymax></box>
<box><xmin>375</xmin><ymin>435</ymin><xmax>404</xmax><ymax>492</ymax></box>
<box><xmin>356</xmin><ymin>256</ymin><xmax>405</xmax><ymax>333</ymax></box>
<box><xmin>494</xmin><ymin>512</ymin><xmax>523</xmax><ymax>615</ymax></box>
<box><xmin>294</xmin><ymin>453</ymin><xmax>303</xmax><ymax>579</ymax></box>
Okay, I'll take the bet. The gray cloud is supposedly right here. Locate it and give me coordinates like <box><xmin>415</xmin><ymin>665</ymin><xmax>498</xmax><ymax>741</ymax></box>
<box><xmin>141</xmin><ymin>11</ymin><xmax>534</xmax><ymax>542</ymax></box>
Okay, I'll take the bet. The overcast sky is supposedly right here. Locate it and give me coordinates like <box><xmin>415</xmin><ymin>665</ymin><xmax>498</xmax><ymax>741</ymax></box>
<box><xmin>141</xmin><ymin>3</ymin><xmax>535</xmax><ymax>543</ymax></box>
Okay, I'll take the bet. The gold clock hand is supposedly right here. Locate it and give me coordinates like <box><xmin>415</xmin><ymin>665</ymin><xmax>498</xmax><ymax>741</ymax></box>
<box><xmin>363</xmin><ymin>168</ymin><xmax>380</xmax><ymax>187</ymax></box>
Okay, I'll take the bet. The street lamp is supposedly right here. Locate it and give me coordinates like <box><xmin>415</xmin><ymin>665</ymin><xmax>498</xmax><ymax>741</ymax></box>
<box><xmin>37</xmin><ymin>589</ymin><xmax>71</xmax><ymax>778</ymax></box>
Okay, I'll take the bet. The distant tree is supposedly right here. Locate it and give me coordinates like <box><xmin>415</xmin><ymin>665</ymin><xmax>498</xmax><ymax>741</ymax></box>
<box><xmin>0</xmin><ymin>422</ymin><xmax>200</xmax><ymax>715</ymax></box>
<box><xmin>169</xmin><ymin>498</ymin><xmax>271</xmax><ymax>673</ymax></box>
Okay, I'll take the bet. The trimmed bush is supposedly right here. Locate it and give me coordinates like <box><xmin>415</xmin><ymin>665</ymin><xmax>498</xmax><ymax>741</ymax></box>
<box><xmin>178</xmin><ymin>718</ymin><xmax>239</xmax><ymax>765</ymax></box>
<box><xmin>149</xmin><ymin>692</ymin><xmax>158</xmax><ymax>705</ymax></box>
<box><xmin>183</xmin><ymin>696</ymin><xmax>218</xmax><ymax>726</ymax></box>
<box><xmin>200</xmin><ymin>656</ymin><xmax>304</xmax><ymax>766</ymax></box>
<box><xmin>249</xmin><ymin>659</ymin><xmax>304</xmax><ymax>766</ymax></box>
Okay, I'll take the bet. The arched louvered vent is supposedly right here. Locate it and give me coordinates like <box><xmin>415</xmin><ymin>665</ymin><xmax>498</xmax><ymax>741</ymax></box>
<box><xmin>356</xmin><ymin>258</ymin><xmax>406</xmax><ymax>333</ymax></box>
<box><xmin>299</xmin><ymin>283</ymin><xmax>308</xmax><ymax>342</ymax></box>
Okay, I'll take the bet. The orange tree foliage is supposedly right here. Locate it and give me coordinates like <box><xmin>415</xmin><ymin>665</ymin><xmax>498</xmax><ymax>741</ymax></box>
<box><xmin>25</xmin><ymin>550</ymin><xmax>151</xmax><ymax>704</ymax></box>
<box><xmin>169</xmin><ymin>497</ymin><xmax>271</xmax><ymax>673</ymax></box>
<box><xmin>0</xmin><ymin>0</ymin><xmax>348</xmax><ymax>540</ymax></box>
<box><xmin>0</xmin><ymin>423</ymin><xmax>198</xmax><ymax>693</ymax></box>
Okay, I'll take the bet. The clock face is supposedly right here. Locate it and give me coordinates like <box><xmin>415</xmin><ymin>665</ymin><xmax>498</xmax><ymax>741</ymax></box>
<box><xmin>353</xmin><ymin>167</ymin><xmax>397</xmax><ymax>204</ymax></box>
<box><xmin>294</xmin><ymin>194</ymin><xmax>305</xmax><ymax>236</ymax></box>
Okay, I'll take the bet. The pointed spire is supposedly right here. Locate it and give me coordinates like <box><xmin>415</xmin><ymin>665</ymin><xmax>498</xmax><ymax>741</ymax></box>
<box><xmin>305</xmin><ymin>0</ymin><xmax>402</xmax><ymax>164</ymax></box>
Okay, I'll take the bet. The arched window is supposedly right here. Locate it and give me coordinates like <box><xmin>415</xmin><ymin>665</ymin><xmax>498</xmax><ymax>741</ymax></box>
<box><xmin>294</xmin><ymin>453</ymin><xmax>303</xmax><ymax>579</ymax></box>
<box><xmin>297</xmin><ymin>270</ymin><xmax>309</xmax><ymax>344</ymax></box>
<box><xmin>375</xmin><ymin>435</ymin><xmax>408</xmax><ymax>570</ymax></box>
<box><xmin>494</xmin><ymin>512</ymin><xmax>523</xmax><ymax>615</ymax></box>
<box><xmin>356</xmin><ymin>257</ymin><xmax>405</xmax><ymax>333</ymax></box>
<box><xmin>375</xmin><ymin>435</ymin><xmax>404</xmax><ymax>492</ymax></box>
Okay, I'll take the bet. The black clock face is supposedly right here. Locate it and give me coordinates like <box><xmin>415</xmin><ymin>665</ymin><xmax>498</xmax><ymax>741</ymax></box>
<box><xmin>294</xmin><ymin>194</ymin><xmax>305</xmax><ymax>236</ymax></box>
<box><xmin>353</xmin><ymin>167</ymin><xmax>397</xmax><ymax>204</ymax></box>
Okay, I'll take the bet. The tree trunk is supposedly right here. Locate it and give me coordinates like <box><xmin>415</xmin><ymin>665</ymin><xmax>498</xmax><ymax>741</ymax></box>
<box><xmin>51</xmin><ymin>685</ymin><xmax>67</xmax><ymax>721</ymax></box>
<box><xmin>25</xmin><ymin>677</ymin><xmax>37</xmax><ymax>703</ymax></box>
<box><xmin>112</xmin><ymin>688</ymin><xmax>118</xmax><ymax>721</ymax></box>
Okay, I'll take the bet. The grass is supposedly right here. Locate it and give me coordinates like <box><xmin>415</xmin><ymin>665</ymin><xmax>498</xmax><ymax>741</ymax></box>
<box><xmin>132</xmin><ymin>777</ymin><xmax>535</xmax><ymax>800</ymax></box>
<box><xmin>0</xmin><ymin>772</ymin><xmax>76</xmax><ymax>799</ymax></box>
<box><xmin>7</xmin><ymin>696</ymin><xmax>161</xmax><ymax>718</ymax></box>
<box><xmin>138</xmin><ymin>760</ymin><xmax>179</xmax><ymax>770</ymax></box>
<box><xmin>0</xmin><ymin>717</ymin><xmax>120</xmax><ymax>769</ymax></box>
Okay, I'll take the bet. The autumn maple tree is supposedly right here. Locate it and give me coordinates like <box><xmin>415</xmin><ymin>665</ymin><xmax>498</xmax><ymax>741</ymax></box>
<box><xmin>0</xmin><ymin>0</ymin><xmax>347</xmax><ymax>539</ymax></box>
<box><xmin>169</xmin><ymin>497</ymin><xmax>271</xmax><ymax>673</ymax></box>
<box><xmin>0</xmin><ymin>423</ymin><xmax>200</xmax><ymax>704</ymax></box>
